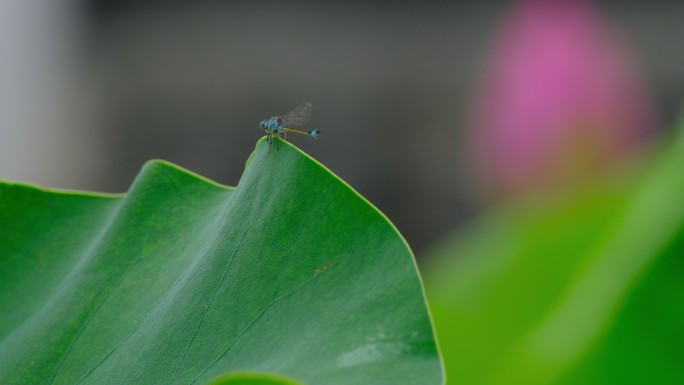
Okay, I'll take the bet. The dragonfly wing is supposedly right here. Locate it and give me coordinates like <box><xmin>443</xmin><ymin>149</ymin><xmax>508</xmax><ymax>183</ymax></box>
<box><xmin>281</xmin><ymin>102</ymin><xmax>313</xmax><ymax>128</ymax></box>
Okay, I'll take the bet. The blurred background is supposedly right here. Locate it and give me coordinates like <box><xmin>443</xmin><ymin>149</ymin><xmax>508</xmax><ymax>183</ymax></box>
<box><xmin>1</xmin><ymin>0</ymin><xmax>683</xmax><ymax>254</ymax></box>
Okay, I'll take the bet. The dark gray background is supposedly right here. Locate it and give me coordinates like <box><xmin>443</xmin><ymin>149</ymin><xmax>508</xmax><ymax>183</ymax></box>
<box><xmin>1</xmin><ymin>1</ymin><xmax>682</xmax><ymax>254</ymax></box>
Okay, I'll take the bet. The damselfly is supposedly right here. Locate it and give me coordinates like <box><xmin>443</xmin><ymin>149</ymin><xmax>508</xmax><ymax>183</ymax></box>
<box><xmin>259</xmin><ymin>102</ymin><xmax>321</xmax><ymax>145</ymax></box>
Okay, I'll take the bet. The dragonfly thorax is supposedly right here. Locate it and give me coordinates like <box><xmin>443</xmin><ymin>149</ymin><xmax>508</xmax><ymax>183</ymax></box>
<box><xmin>259</xmin><ymin>116</ymin><xmax>283</xmax><ymax>133</ymax></box>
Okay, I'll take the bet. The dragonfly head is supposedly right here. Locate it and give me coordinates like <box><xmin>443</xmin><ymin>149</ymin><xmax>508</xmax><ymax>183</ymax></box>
<box><xmin>259</xmin><ymin>120</ymin><xmax>268</xmax><ymax>130</ymax></box>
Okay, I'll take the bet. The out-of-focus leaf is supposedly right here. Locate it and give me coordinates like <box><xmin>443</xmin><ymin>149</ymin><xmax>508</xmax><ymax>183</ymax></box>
<box><xmin>425</xmin><ymin>130</ymin><xmax>684</xmax><ymax>384</ymax></box>
<box><xmin>206</xmin><ymin>371</ymin><xmax>303</xmax><ymax>385</ymax></box>
<box><xmin>0</xmin><ymin>138</ymin><xmax>442</xmax><ymax>385</ymax></box>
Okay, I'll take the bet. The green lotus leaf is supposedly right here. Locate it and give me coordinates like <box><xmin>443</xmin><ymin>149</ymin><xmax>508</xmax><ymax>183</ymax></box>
<box><xmin>0</xmin><ymin>138</ymin><xmax>442</xmax><ymax>385</ymax></box>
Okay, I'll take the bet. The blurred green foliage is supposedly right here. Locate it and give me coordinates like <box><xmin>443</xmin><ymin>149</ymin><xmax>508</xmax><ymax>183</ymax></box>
<box><xmin>206</xmin><ymin>372</ymin><xmax>303</xmax><ymax>385</ymax></box>
<box><xmin>425</xmin><ymin>128</ymin><xmax>684</xmax><ymax>384</ymax></box>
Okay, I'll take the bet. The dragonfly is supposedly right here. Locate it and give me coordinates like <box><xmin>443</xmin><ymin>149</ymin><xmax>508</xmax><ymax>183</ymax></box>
<box><xmin>259</xmin><ymin>102</ymin><xmax>321</xmax><ymax>145</ymax></box>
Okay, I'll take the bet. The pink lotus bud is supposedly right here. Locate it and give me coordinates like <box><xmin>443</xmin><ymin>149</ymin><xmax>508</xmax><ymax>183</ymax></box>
<box><xmin>468</xmin><ymin>0</ymin><xmax>657</xmax><ymax>200</ymax></box>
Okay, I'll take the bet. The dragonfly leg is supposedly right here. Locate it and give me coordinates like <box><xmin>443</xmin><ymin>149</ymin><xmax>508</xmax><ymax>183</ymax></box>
<box><xmin>267</xmin><ymin>132</ymin><xmax>274</xmax><ymax>154</ymax></box>
<box><xmin>276</xmin><ymin>132</ymin><xmax>286</xmax><ymax>141</ymax></box>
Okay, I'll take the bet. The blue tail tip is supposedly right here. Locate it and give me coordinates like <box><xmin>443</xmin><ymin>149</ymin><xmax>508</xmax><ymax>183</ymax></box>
<box><xmin>310</xmin><ymin>129</ymin><xmax>321</xmax><ymax>138</ymax></box>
